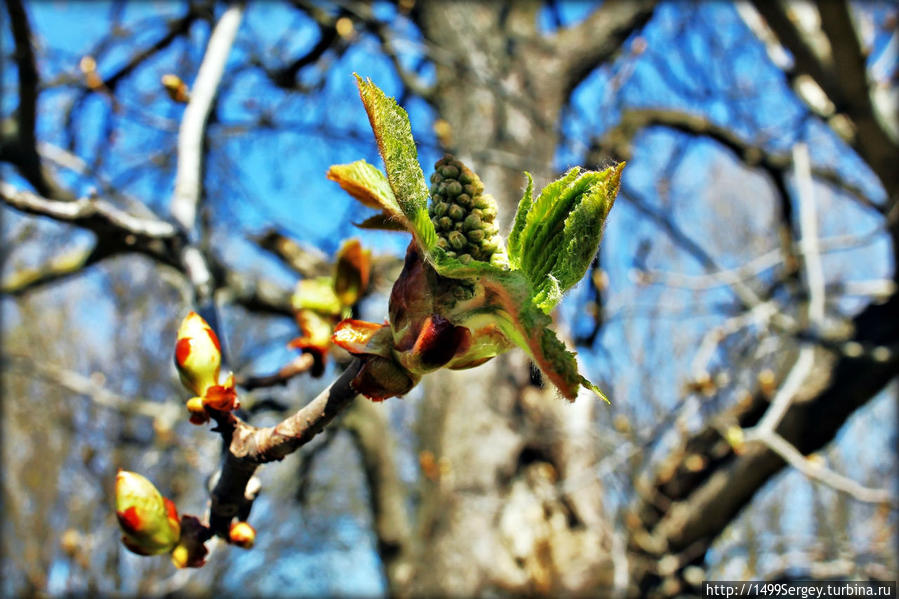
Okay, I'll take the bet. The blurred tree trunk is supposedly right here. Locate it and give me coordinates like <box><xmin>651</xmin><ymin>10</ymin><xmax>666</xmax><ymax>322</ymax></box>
<box><xmin>390</xmin><ymin>3</ymin><xmax>639</xmax><ymax>596</ymax></box>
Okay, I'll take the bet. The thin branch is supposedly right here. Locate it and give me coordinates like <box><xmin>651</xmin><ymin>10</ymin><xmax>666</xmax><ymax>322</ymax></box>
<box><xmin>758</xmin><ymin>431</ymin><xmax>894</xmax><ymax>506</ymax></box>
<box><xmin>596</xmin><ymin>108</ymin><xmax>884</xmax><ymax>213</ymax></box>
<box><xmin>172</xmin><ymin>3</ymin><xmax>244</xmax><ymax>232</ymax></box>
<box><xmin>339</xmin><ymin>0</ymin><xmax>435</xmax><ymax>100</ymax></box>
<box><xmin>252</xmin><ymin>228</ymin><xmax>331</xmax><ymax>277</ymax></box>
<box><xmin>2</xmin><ymin>244</ymin><xmax>107</xmax><ymax>296</ymax></box>
<box><xmin>236</xmin><ymin>353</ymin><xmax>315</xmax><ymax>391</ymax></box>
<box><xmin>5</xmin><ymin>354</ymin><xmax>181</xmax><ymax>426</ymax></box>
<box><xmin>1</xmin><ymin>182</ymin><xmax>177</xmax><ymax>239</ymax></box>
<box><xmin>551</xmin><ymin>0</ymin><xmax>657</xmax><ymax>96</ymax></box>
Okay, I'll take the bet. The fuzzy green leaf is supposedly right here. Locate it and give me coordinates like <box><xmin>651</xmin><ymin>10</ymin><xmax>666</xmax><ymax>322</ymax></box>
<box><xmin>507</xmin><ymin>171</ymin><xmax>534</xmax><ymax>268</ymax></box>
<box><xmin>517</xmin><ymin>168</ymin><xmax>581</xmax><ymax>279</ymax></box>
<box><xmin>355</xmin><ymin>75</ymin><xmax>435</xmax><ymax>252</ymax></box>
<box><xmin>548</xmin><ymin>163</ymin><xmax>622</xmax><ymax>296</ymax></box>
<box><xmin>327</xmin><ymin>160</ymin><xmax>404</xmax><ymax>221</ymax></box>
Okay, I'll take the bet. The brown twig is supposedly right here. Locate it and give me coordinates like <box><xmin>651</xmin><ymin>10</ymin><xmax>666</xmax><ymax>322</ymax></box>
<box><xmin>205</xmin><ymin>359</ymin><xmax>362</xmax><ymax>536</ymax></box>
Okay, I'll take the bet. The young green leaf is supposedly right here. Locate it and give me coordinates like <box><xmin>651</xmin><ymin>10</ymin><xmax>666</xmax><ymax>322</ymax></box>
<box><xmin>327</xmin><ymin>160</ymin><xmax>402</xmax><ymax>220</ymax></box>
<box><xmin>354</xmin><ymin>75</ymin><xmax>435</xmax><ymax>252</ymax></box>
<box><xmin>548</xmin><ymin>164</ymin><xmax>622</xmax><ymax>296</ymax></box>
<box><xmin>506</xmin><ymin>171</ymin><xmax>533</xmax><ymax>268</ymax></box>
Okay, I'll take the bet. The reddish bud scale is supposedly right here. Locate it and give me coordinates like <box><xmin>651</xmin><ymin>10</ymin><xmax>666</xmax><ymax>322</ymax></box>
<box><xmin>410</xmin><ymin>315</ymin><xmax>471</xmax><ymax>370</ymax></box>
<box><xmin>117</xmin><ymin>506</ymin><xmax>142</xmax><ymax>534</ymax></box>
<box><xmin>175</xmin><ymin>338</ymin><xmax>192</xmax><ymax>367</ymax></box>
<box><xmin>205</xmin><ymin>327</ymin><xmax>221</xmax><ymax>353</ymax></box>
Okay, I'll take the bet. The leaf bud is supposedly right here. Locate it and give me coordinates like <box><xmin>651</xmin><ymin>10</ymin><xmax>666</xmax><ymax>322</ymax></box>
<box><xmin>174</xmin><ymin>312</ymin><xmax>222</xmax><ymax>397</ymax></box>
<box><xmin>115</xmin><ymin>471</ymin><xmax>180</xmax><ymax>556</ymax></box>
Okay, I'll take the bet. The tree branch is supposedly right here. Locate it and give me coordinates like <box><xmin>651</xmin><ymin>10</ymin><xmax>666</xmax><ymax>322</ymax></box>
<box><xmin>2</xmin><ymin>244</ymin><xmax>108</xmax><ymax>296</ymax></box>
<box><xmin>1</xmin><ymin>0</ymin><xmax>72</xmax><ymax>199</ymax></box>
<box><xmin>172</xmin><ymin>2</ymin><xmax>244</xmax><ymax>232</ymax></box>
<box><xmin>205</xmin><ymin>359</ymin><xmax>362</xmax><ymax>536</ymax></box>
<box><xmin>746</xmin><ymin>1</ymin><xmax>899</xmax><ymax>202</ymax></box>
<box><xmin>595</xmin><ymin>108</ymin><xmax>884</xmax><ymax>213</ymax></box>
<box><xmin>629</xmin><ymin>292</ymin><xmax>899</xmax><ymax>594</ymax></box>
<box><xmin>551</xmin><ymin>0</ymin><xmax>657</xmax><ymax>96</ymax></box>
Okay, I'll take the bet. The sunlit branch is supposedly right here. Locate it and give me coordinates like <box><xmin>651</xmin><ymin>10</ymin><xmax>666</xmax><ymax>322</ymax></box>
<box><xmin>2</xmin><ymin>244</ymin><xmax>107</xmax><ymax>296</ymax></box>
<box><xmin>252</xmin><ymin>228</ymin><xmax>331</xmax><ymax>277</ymax></box>
<box><xmin>758</xmin><ymin>431</ymin><xmax>894</xmax><ymax>506</ymax></box>
<box><xmin>0</xmin><ymin>182</ymin><xmax>177</xmax><ymax>242</ymax></box>
<box><xmin>172</xmin><ymin>3</ymin><xmax>244</xmax><ymax>232</ymax></box>
<box><xmin>597</xmin><ymin>108</ymin><xmax>884</xmax><ymax>214</ymax></box>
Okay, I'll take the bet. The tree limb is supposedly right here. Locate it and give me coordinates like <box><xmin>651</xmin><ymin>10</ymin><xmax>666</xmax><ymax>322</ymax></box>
<box><xmin>747</xmin><ymin>1</ymin><xmax>899</xmax><ymax>203</ymax></box>
<box><xmin>1</xmin><ymin>0</ymin><xmax>72</xmax><ymax>199</ymax></box>
<box><xmin>629</xmin><ymin>292</ymin><xmax>899</xmax><ymax>594</ymax></box>
<box><xmin>172</xmin><ymin>2</ymin><xmax>244</xmax><ymax>232</ymax></box>
<box><xmin>551</xmin><ymin>0</ymin><xmax>657</xmax><ymax>96</ymax></box>
<box><xmin>205</xmin><ymin>359</ymin><xmax>362</xmax><ymax>536</ymax></box>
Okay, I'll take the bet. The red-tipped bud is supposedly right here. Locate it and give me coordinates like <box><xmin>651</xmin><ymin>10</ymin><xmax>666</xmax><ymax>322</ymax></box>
<box><xmin>229</xmin><ymin>521</ymin><xmax>256</xmax><ymax>549</ymax></box>
<box><xmin>115</xmin><ymin>471</ymin><xmax>180</xmax><ymax>556</ymax></box>
<box><xmin>174</xmin><ymin>312</ymin><xmax>222</xmax><ymax>397</ymax></box>
<box><xmin>202</xmin><ymin>372</ymin><xmax>238</xmax><ymax>412</ymax></box>
<box><xmin>186</xmin><ymin>397</ymin><xmax>208</xmax><ymax>425</ymax></box>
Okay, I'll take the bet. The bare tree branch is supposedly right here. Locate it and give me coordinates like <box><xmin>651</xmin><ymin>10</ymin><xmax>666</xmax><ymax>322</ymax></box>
<box><xmin>205</xmin><ymin>359</ymin><xmax>362</xmax><ymax>536</ymax></box>
<box><xmin>2</xmin><ymin>245</ymin><xmax>106</xmax><ymax>296</ymax></box>
<box><xmin>746</xmin><ymin>1</ymin><xmax>899</xmax><ymax>202</ymax></box>
<box><xmin>1</xmin><ymin>0</ymin><xmax>72</xmax><ymax>199</ymax></box>
<box><xmin>551</xmin><ymin>0</ymin><xmax>657</xmax><ymax>96</ymax></box>
<box><xmin>755</xmin><ymin>431</ymin><xmax>894</xmax><ymax>506</ymax></box>
<box><xmin>595</xmin><ymin>108</ymin><xmax>884</xmax><ymax>213</ymax></box>
<box><xmin>172</xmin><ymin>3</ymin><xmax>245</xmax><ymax>232</ymax></box>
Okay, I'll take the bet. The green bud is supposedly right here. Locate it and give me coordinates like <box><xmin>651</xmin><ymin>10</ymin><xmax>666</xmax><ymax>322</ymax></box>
<box><xmin>432</xmin><ymin>201</ymin><xmax>449</xmax><ymax>217</ymax></box>
<box><xmin>458</xmin><ymin>253</ymin><xmax>472</xmax><ymax>264</ymax></box>
<box><xmin>463</xmin><ymin>213</ymin><xmax>482</xmax><ymax>231</ymax></box>
<box><xmin>448</xmin><ymin>231</ymin><xmax>467</xmax><ymax>250</ymax></box>
<box><xmin>448</xmin><ymin>204</ymin><xmax>465</xmax><ymax>221</ymax></box>
<box><xmin>115</xmin><ymin>471</ymin><xmax>181</xmax><ymax>556</ymax></box>
<box><xmin>467</xmin><ymin>229</ymin><xmax>485</xmax><ymax>243</ymax></box>
<box><xmin>440</xmin><ymin>165</ymin><xmax>459</xmax><ymax>178</ymax></box>
<box><xmin>445</xmin><ymin>180</ymin><xmax>462</xmax><ymax>196</ymax></box>
<box><xmin>438</xmin><ymin>216</ymin><xmax>452</xmax><ymax>230</ymax></box>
